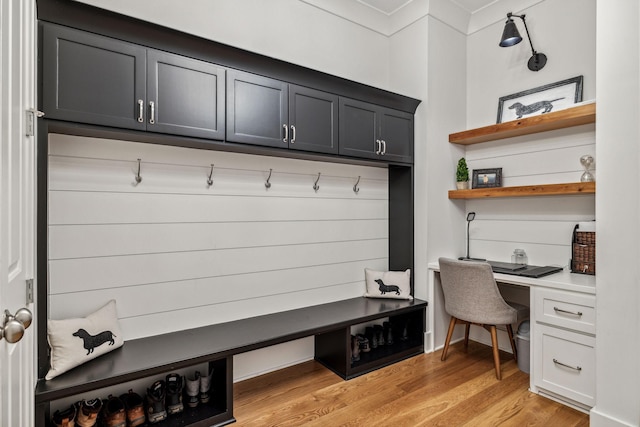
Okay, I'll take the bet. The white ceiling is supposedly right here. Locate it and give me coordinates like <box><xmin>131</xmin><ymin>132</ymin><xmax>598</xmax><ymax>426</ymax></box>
<box><xmin>357</xmin><ymin>0</ymin><xmax>497</xmax><ymax>15</ymax></box>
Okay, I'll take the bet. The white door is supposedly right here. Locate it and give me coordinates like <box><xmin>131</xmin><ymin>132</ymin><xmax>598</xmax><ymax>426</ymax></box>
<box><xmin>0</xmin><ymin>0</ymin><xmax>37</xmax><ymax>426</ymax></box>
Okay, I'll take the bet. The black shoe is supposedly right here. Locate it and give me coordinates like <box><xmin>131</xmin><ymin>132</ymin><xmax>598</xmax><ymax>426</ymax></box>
<box><xmin>166</xmin><ymin>373</ymin><xmax>184</xmax><ymax>414</ymax></box>
<box><xmin>383</xmin><ymin>321</ymin><xmax>394</xmax><ymax>346</ymax></box>
<box><xmin>146</xmin><ymin>380</ymin><xmax>167</xmax><ymax>424</ymax></box>
<box><xmin>365</xmin><ymin>326</ymin><xmax>377</xmax><ymax>349</ymax></box>
<box><xmin>357</xmin><ymin>334</ymin><xmax>370</xmax><ymax>352</ymax></box>
<box><xmin>374</xmin><ymin>324</ymin><xmax>385</xmax><ymax>346</ymax></box>
<box><xmin>351</xmin><ymin>335</ymin><xmax>360</xmax><ymax>363</ymax></box>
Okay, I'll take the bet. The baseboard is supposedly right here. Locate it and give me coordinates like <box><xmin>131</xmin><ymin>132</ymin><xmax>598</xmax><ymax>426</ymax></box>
<box><xmin>590</xmin><ymin>407</ymin><xmax>637</xmax><ymax>427</ymax></box>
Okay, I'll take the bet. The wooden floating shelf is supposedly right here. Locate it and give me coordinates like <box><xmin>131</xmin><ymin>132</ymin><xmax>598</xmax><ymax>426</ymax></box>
<box><xmin>449</xmin><ymin>103</ymin><xmax>596</xmax><ymax>145</ymax></box>
<box><xmin>448</xmin><ymin>182</ymin><xmax>595</xmax><ymax>199</ymax></box>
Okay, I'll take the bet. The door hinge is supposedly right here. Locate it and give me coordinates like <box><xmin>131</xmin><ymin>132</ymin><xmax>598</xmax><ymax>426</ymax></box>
<box><xmin>26</xmin><ymin>279</ymin><xmax>34</xmax><ymax>304</ymax></box>
<box><xmin>26</xmin><ymin>109</ymin><xmax>45</xmax><ymax>136</ymax></box>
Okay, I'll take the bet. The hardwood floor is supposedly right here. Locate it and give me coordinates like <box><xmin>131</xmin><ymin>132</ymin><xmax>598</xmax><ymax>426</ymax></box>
<box><xmin>234</xmin><ymin>341</ymin><xmax>589</xmax><ymax>426</ymax></box>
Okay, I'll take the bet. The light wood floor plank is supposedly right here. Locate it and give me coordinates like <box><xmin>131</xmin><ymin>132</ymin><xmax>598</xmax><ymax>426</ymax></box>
<box><xmin>233</xmin><ymin>341</ymin><xmax>589</xmax><ymax>426</ymax></box>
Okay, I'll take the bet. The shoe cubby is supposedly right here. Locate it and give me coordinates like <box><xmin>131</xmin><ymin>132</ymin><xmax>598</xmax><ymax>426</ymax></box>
<box><xmin>314</xmin><ymin>300</ymin><xmax>426</xmax><ymax>380</ymax></box>
<box><xmin>38</xmin><ymin>357</ymin><xmax>234</xmax><ymax>427</ymax></box>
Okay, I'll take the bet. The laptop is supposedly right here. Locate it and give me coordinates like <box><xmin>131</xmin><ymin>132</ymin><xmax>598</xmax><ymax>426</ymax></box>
<box><xmin>487</xmin><ymin>260</ymin><xmax>527</xmax><ymax>273</ymax></box>
<box><xmin>515</xmin><ymin>265</ymin><xmax>564</xmax><ymax>278</ymax></box>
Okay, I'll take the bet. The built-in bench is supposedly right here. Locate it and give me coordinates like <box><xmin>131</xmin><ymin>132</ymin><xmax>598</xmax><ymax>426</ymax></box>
<box><xmin>35</xmin><ymin>296</ymin><xmax>427</xmax><ymax>427</ymax></box>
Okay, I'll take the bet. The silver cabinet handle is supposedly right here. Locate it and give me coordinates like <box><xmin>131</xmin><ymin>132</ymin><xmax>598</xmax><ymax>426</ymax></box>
<box><xmin>553</xmin><ymin>307</ymin><xmax>583</xmax><ymax>317</ymax></box>
<box><xmin>149</xmin><ymin>101</ymin><xmax>155</xmax><ymax>125</ymax></box>
<box><xmin>553</xmin><ymin>358</ymin><xmax>582</xmax><ymax>371</ymax></box>
<box><xmin>283</xmin><ymin>124</ymin><xmax>288</xmax><ymax>143</ymax></box>
<box><xmin>291</xmin><ymin>125</ymin><xmax>296</xmax><ymax>144</ymax></box>
<box><xmin>381</xmin><ymin>139</ymin><xmax>387</xmax><ymax>155</ymax></box>
<box><xmin>0</xmin><ymin>308</ymin><xmax>32</xmax><ymax>344</ymax></box>
<box><xmin>137</xmin><ymin>99</ymin><xmax>144</xmax><ymax>123</ymax></box>
<box><xmin>375</xmin><ymin>139</ymin><xmax>382</xmax><ymax>155</ymax></box>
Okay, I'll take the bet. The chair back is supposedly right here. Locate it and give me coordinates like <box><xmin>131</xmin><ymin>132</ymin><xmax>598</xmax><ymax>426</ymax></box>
<box><xmin>438</xmin><ymin>257</ymin><xmax>516</xmax><ymax>325</ymax></box>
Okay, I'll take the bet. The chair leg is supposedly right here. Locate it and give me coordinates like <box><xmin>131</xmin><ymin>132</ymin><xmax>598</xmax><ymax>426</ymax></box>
<box><xmin>441</xmin><ymin>316</ymin><xmax>457</xmax><ymax>361</ymax></box>
<box><xmin>506</xmin><ymin>324</ymin><xmax>517</xmax><ymax>362</ymax></box>
<box><xmin>489</xmin><ymin>325</ymin><xmax>501</xmax><ymax>380</ymax></box>
<box><xmin>464</xmin><ymin>323</ymin><xmax>470</xmax><ymax>351</ymax></box>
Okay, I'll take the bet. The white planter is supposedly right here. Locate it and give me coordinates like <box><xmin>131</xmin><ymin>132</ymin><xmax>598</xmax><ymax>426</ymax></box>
<box><xmin>456</xmin><ymin>181</ymin><xmax>469</xmax><ymax>190</ymax></box>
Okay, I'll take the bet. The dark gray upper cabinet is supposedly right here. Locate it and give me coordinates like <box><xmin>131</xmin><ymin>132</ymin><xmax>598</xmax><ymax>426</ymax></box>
<box><xmin>288</xmin><ymin>85</ymin><xmax>339</xmax><ymax>154</ymax></box>
<box><xmin>42</xmin><ymin>23</ymin><xmax>225</xmax><ymax>140</ymax></box>
<box><xmin>147</xmin><ymin>50</ymin><xmax>225</xmax><ymax>140</ymax></box>
<box><xmin>227</xmin><ymin>70</ymin><xmax>338</xmax><ymax>154</ymax></box>
<box><xmin>339</xmin><ymin>97</ymin><xmax>413</xmax><ymax>164</ymax></box>
<box><xmin>42</xmin><ymin>23</ymin><xmax>147</xmax><ymax>130</ymax></box>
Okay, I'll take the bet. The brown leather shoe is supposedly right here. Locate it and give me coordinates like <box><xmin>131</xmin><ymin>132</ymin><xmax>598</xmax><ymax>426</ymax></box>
<box><xmin>51</xmin><ymin>404</ymin><xmax>76</xmax><ymax>427</ymax></box>
<box><xmin>75</xmin><ymin>398</ymin><xmax>102</xmax><ymax>427</ymax></box>
<box><xmin>119</xmin><ymin>389</ymin><xmax>146</xmax><ymax>427</ymax></box>
<box><xmin>100</xmin><ymin>395</ymin><xmax>126</xmax><ymax>427</ymax></box>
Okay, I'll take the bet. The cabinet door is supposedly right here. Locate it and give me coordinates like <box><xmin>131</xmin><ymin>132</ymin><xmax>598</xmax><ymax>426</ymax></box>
<box><xmin>338</xmin><ymin>97</ymin><xmax>379</xmax><ymax>160</ymax></box>
<box><xmin>226</xmin><ymin>69</ymin><xmax>288</xmax><ymax>148</ymax></box>
<box><xmin>147</xmin><ymin>50</ymin><xmax>226</xmax><ymax>140</ymax></box>
<box><xmin>41</xmin><ymin>23</ymin><xmax>146</xmax><ymax>130</ymax></box>
<box><xmin>289</xmin><ymin>85</ymin><xmax>338</xmax><ymax>154</ymax></box>
<box><xmin>379</xmin><ymin>108</ymin><xmax>413</xmax><ymax>164</ymax></box>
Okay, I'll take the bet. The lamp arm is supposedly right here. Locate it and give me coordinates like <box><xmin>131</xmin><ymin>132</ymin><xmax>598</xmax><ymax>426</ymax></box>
<box><xmin>510</xmin><ymin>13</ymin><xmax>538</xmax><ymax>56</ymax></box>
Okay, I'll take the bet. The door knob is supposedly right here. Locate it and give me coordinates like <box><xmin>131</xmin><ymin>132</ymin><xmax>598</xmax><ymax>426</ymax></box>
<box><xmin>0</xmin><ymin>308</ymin><xmax>32</xmax><ymax>344</ymax></box>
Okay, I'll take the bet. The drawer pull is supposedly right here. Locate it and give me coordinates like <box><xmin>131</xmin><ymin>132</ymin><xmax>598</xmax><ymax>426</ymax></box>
<box><xmin>553</xmin><ymin>307</ymin><xmax>582</xmax><ymax>317</ymax></box>
<box><xmin>553</xmin><ymin>358</ymin><xmax>582</xmax><ymax>371</ymax></box>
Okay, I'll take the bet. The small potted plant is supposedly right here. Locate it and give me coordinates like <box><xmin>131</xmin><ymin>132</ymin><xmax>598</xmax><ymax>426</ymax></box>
<box><xmin>456</xmin><ymin>157</ymin><xmax>469</xmax><ymax>190</ymax></box>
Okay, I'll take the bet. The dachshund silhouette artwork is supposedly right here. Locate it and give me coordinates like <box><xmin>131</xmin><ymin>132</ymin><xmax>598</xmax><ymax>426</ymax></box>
<box><xmin>73</xmin><ymin>328</ymin><xmax>117</xmax><ymax>355</ymax></box>
<box><xmin>508</xmin><ymin>97</ymin><xmax>565</xmax><ymax>119</ymax></box>
<box><xmin>375</xmin><ymin>279</ymin><xmax>401</xmax><ymax>295</ymax></box>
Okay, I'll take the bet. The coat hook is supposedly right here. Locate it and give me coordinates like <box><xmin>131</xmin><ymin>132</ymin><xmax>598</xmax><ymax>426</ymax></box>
<box><xmin>353</xmin><ymin>176</ymin><xmax>361</xmax><ymax>194</ymax></box>
<box><xmin>265</xmin><ymin>168</ymin><xmax>273</xmax><ymax>189</ymax></box>
<box><xmin>207</xmin><ymin>164</ymin><xmax>214</xmax><ymax>187</ymax></box>
<box><xmin>134</xmin><ymin>158</ymin><xmax>142</xmax><ymax>185</ymax></box>
<box><xmin>313</xmin><ymin>172</ymin><xmax>321</xmax><ymax>192</ymax></box>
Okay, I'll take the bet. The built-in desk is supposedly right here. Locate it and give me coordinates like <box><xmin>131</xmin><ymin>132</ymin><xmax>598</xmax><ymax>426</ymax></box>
<box><xmin>427</xmin><ymin>262</ymin><xmax>596</xmax><ymax>413</ymax></box>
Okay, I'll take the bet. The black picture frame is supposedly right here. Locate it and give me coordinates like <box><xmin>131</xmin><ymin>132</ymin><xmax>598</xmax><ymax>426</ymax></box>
<box><xmin>472</xmin><ymin>168</ymin><xmax>502</xmax><ymax>189</ymax></box>
<box><xmin>496</xmin><ymin>76</ymin><xmax>584</xmax><ymax>123</ymax></box>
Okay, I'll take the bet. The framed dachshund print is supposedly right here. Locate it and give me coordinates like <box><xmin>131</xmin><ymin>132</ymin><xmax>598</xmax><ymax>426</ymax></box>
<box><xmin>472</xmin><ymin>168</ymin><xmax>502</xmax><ymax>189</ymax></box>
<box><xmin>496</xmin><ymin>76</ymin><xmax>584</xmax><ymax>123</ymax></box>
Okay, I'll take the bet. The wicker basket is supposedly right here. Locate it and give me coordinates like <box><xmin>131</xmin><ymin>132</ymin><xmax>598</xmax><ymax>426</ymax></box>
<box><xmin>571</xmin><ymin>225</ymin><xmax>595</xmax><ymax>275</ymax></box>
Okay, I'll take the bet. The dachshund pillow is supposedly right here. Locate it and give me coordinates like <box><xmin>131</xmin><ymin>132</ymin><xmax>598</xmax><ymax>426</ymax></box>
<box><xmin>364</xmin><ymin>268</ymin><xmax>412</xmax><ymax>300</ymax></box>
<box><xmin>46</xmin><ymin>300</ymin><xmax>124</xmax><ymax>380</ymax></box>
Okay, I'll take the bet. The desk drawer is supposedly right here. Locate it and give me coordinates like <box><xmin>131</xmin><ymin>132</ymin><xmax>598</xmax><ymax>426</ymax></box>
<box><xmin>533</xmin><ymin>324</ymin><xmax>595</xmax><ymax>407</ymax></box>
<box><xmin>534</xmin><ymin>288</ymin><xmax>595</xmax><ymax>334</ymax></box>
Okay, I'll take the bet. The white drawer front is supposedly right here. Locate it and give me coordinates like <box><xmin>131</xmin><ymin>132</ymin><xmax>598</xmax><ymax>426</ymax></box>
<box><xmin>533</xmin><ymin>324</ymin><xmax>595</xmax><ymax>407</ymax></box>
<box><xmin>534</xmin><ymin>288</ymin><xmax>596</xmax><ymax>334</ymax></box>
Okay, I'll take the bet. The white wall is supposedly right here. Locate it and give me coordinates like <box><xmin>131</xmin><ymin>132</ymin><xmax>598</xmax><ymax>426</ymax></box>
<box><xmin>591</xmin><ymin>1</ymin><xmax>640</xmax><ymax>425</ymax></box>
<box><xmin>75</xmin><ymin>0</ymin><xmax>391</xmax><ymax>92</ymax></box>
<box><xmin>463</xmin><ymin>0</ymin><xmax>596</xmax><ymax>268</ymax></box>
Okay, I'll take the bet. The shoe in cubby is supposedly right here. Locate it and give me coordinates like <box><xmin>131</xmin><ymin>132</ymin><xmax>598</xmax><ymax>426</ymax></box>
<box><xmin>100</xmin><ymin>395</ymin><xmax>126</xmax><ymax>427</ymax></box>
<box><xmin>145</xmin><ymin>380</ymin><xmax>167</xmax><ymax>424</ymax></box>
<box><xmin>166</xmin><ymin>373</ymin><xmax>185</xmax><ymax>414</ymax></box>
<box><xmin>119</xmin><ymin>389</ymin><xmax>145</xmax><ymax>427</ymax></box>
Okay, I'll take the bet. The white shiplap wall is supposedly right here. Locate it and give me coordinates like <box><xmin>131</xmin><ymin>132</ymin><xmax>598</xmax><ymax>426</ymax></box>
<box><xmin>464</xmin><ymin>123</ymin><xmax>596</xmax><ymax>267</ymax></box>
<box><xmin>47</xmin><ymin>134</ymin><xmax>389</xmax><ymax>341</ymax></box>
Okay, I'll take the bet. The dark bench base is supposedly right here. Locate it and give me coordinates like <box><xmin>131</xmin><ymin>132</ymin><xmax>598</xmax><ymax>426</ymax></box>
<box><xmin>35</xmin><ymin>297</ymin><xmax>427</xmax><ymax>427</ymax></box>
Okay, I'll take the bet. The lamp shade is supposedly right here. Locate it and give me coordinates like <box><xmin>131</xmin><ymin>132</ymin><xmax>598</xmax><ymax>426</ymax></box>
<box><xmin>499</xmin><ymin>18</ymin><xmax>522</xmax><ymax>47</ymax></box>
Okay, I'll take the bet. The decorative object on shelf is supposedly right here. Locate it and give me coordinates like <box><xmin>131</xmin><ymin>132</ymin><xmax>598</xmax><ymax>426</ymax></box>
<box><xmin>45</xmin><ymin>299</ymin><xmax>124</xmax><ymax>380</ymax></box>
<box><xmin>571</xmin><ymin>222</ymin><xmax>595</xmax><ymax>275</ymax></box>
<box><xmin>456</xmin><ymin>157</ymin><xmax>469</xmax><ymax>189</ymax></box>
<box><xmin>580</xmin><ymin>154</ymin><xmax>595</xmax><ymax>182</ymax></box>
<box><xmin>472</xmin><ymin>168</ymin><xmax>502</xmax><ymax>189</ymax></box>
<box><xmin>499</xmin><ymin>12</ymin><xmax>548</xmax><ymax>71</ymax></box>
<box><xmin>364</xmin><ymin>268</ymin><xmax>412</xmax><ymax>300</ymax></box>
<box><xmin>497</xmin><ymin>76</ymin><xmax>584</xmax><ymax>123</ymax></box>
<box><xmin>512</xmin><ymin>248</ymin><xmax>528</xmax><ymax>265</ymax></box>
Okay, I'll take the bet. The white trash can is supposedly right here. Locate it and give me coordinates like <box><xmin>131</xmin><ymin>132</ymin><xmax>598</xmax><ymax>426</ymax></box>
<box><xmin>516</xmin><ymin>320</ymin><xmax>530</xmax><ymax>374</ymax></box>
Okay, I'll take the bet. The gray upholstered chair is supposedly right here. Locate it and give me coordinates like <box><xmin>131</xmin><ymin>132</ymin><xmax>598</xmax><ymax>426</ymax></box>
<box><xmin>438</xmin><ymin>257</ymin><xmax>526</xmax><ymax>380</ymax></box>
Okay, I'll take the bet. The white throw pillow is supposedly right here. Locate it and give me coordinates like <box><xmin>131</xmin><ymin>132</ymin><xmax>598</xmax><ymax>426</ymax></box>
<box><xmin>46</xmin><ymin>300</ymin><xmax>124</xmax><ymax>380</ymax></box>
<box><xmin>364</xmin><ymin>268</ymin><xmax>412</xmax><ymax>300</ymax></box>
